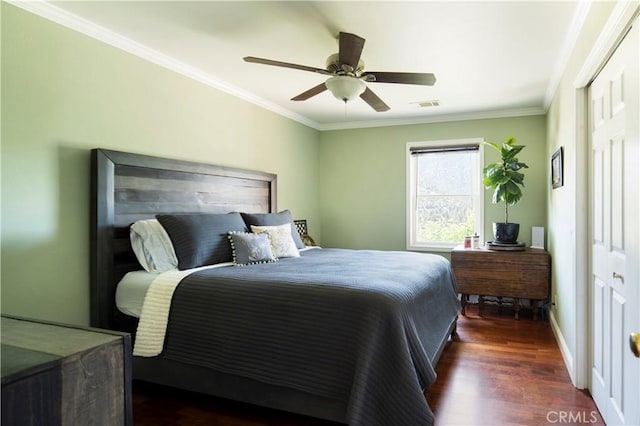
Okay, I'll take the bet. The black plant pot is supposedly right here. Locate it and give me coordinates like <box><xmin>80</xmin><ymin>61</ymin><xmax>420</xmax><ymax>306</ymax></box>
<box><xmin>493</xmin><ymin>222</ymin><xmax>520</xmax><ymax>243</ymax></box>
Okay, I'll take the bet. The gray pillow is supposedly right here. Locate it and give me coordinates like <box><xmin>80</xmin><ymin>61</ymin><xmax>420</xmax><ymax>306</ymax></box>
<box><xmin>156</xmin><ymin>212</ymin><xmax>247</xmax><ymax>270</ymax></box>
<box><xmin>240</xmin><ymin>210</ymin><xmax>305</xmax><ymax>249</ymax></box>
<box><xmin>228</xmin><ymin>232</ymin><xmax>277</xmax><ymax>266</ymax></box>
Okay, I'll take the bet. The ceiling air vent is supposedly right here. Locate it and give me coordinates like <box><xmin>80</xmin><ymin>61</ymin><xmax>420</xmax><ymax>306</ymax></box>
<box><xmin>415</xmin><ymin>100</ymin><xmax>440</xmax><ymax>108</ymax></box>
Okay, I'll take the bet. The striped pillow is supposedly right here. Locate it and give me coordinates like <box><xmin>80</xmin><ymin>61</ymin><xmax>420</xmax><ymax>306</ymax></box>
<box><xmin>156</xmin><ymin>213</ymin><xmax>247</xmax><ymax>270</ymax></box>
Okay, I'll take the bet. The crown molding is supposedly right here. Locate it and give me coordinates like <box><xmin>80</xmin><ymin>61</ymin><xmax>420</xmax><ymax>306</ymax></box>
<box><xmin>543</xmin><ymin>0</ymin><xmax>593</xmax><ymax>108</ymax></box>
<box><xmin>574</xmin><ymin>0</ymin><xmax>640</xmax><ymax>88</ymax></box>
<box><xmin>316</xmin><ymin>106</ymin><xmax>546</xmax><ymax>131</ymax></box>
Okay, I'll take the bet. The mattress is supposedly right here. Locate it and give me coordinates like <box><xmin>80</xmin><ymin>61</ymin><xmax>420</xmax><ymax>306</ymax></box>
<box><xmin>115</xmin><ymin>270</ymin><xmax>159</xmax><ymax>318</ymax></box>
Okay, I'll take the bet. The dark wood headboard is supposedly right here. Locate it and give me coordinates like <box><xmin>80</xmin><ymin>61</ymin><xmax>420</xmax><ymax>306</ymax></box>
<box><xmin>90</xmin><ymin>149</ymin><xmax>277</xmax><ymax>330</ymax></box>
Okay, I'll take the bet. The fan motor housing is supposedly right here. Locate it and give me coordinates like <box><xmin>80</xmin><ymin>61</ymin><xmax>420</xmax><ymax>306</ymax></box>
<box><xmin>326</xmin><ymin>53</ymin><xmax>365</xmax><ymax>76</ymax></box>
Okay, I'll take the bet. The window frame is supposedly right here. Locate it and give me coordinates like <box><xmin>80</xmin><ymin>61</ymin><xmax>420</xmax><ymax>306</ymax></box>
<box><xmin>406</xmin><ymin>138</ymin><xmax>485</xmax><ymax>252</ymax></box>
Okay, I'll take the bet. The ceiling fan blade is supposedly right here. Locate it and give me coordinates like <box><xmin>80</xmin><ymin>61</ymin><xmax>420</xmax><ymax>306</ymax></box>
<box><xmin>338</xmin><ymin>32</ymin><xmax>365</xmax><ymax>69</ymax></box>
<box><xmin>291</xmin><ymin>83</ymin><xmax>327</xmax><ymax>101</ymax></box>
<box><xmin>360</xmin><ymin>87</ymin><xmax>390</xmax><ymax>112</ymax></box>
<box><xmin>363</xmin><ymin>71</ymin><xmax>437</xmax><ymax>86</ymax></box>
<box><xmin>244</xmin><ymin>56</ymin><xmax>332</xmax><ymax>76</ymax></box>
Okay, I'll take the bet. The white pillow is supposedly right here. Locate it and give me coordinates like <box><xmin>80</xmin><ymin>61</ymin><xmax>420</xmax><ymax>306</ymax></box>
<box><xmin>130</xmin><ymin>219</ymin><xmax>179</xmax><ymax>273</ymax></box>
<box><xmin>251</xmin><ymin>223</ymin><xmax>300</xmax><ymax>258</ymax></box>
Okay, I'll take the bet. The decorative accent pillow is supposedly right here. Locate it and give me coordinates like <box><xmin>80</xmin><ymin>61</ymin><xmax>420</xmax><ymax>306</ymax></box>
<box><xmin>156</xmin><ymin>212</ymin><xmax>247</xmax><ymax>270</ymax></box>
<box><xmin>241</xmin><ymin>210</ymin><xmax>305</xmax><ymax>249</ymax></box>
<box><xmin>130</xmin><ymin>219</ymin><xmax>178</xmax><ymax>273</ymax></box>
<box><xmin>251</xmin><ymin>223</ymin><xmax>300</xmax><ymax>258</ymax></box>
<box><xmin>227</xmin><ymin>232</ymin><xmax>277</xmax><ymax>266</ymax></box>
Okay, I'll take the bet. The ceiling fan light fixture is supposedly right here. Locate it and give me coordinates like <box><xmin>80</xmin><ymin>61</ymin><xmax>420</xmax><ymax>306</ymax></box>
<box><xmin>325</xmin><ymin>76</ymin><xmax>366</xmax><ymax>103</ymax></box>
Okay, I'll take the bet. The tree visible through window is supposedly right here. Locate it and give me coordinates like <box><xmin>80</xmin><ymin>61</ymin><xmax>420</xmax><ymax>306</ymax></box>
<box><xmin>407</xmin><ymin>139</ymin><xmax>483</xmax><ymax>251</ymax></box>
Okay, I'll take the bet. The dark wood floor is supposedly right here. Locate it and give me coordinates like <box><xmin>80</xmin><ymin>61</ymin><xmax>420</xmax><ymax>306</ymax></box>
<box><xmin>132</xmin><ymin>305</ymin><xmax>604</xmax><ymax>425</ymax></box>
<box><xmin>426</xmin><ymin>305</ymin><xmax>604</xmax><ymax>425</ymax></box>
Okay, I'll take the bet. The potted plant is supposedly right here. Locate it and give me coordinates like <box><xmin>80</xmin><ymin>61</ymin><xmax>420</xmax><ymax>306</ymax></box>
<box><xmin>482</xmin><ymin>136</ymin><xmax>528</xmax><ymax>243</ymax></box>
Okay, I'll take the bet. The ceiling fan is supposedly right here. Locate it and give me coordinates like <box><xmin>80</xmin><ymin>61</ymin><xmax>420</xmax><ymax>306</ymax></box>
<box><xmin>244</xmin><ymin>32</ymin><xmax>436</xmax><ymax>112</ymax></box>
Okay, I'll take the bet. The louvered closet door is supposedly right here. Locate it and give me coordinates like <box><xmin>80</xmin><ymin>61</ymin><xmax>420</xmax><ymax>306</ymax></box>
<box><xmin>589</xmin><ymin>19</ymin><xmax>640</xmax><ymax>426</ymax></box>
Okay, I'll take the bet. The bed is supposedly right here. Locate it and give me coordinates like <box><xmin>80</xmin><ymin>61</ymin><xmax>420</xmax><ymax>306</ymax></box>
<box><xmin>90</xmin><ymin>148</ymin><xmax>460</xmax><ymax>426</ymax></box>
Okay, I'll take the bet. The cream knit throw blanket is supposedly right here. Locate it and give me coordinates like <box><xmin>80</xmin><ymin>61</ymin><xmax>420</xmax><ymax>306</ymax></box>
<box><xmin>133</xmin><ymin>264</ymin><xmax>231</xmax><ymax>357</ymax></box>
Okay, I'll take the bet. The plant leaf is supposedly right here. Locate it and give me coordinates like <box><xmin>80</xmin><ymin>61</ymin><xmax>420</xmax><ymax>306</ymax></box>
<box><xmin>504</xmin><ymin>190</ymin><xmax>522</xmax><ymax>205</ymax></box>
<box><xmin>507</xmin><ymin>145</ymin><xmax>524</xmax><ymax>156</ymax></box>
<box><xmin>493</xmin><ymin>187</ymin><xmax>503</xmax><ymax>204</ymax></box>
<box><xmin>484</xmin><ymin>142</ymin><xmax>502</xmax><ymax>153</ymax></box>
<box><xmin>506</xmin><ymin>181</ymin><xmax>521</xmax><ymax>195</ymax></box>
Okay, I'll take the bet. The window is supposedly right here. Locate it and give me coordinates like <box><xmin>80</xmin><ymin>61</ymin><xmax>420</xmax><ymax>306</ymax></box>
<box><xmin>406</xmin><ymin>138</ymin><xmax>484</xmax><ymax>252</ymax></box>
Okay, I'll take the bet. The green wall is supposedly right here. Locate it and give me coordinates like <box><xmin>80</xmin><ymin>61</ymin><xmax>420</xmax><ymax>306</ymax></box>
<box><xmin>318</xmin><ymin>115</ymin><xmax>548</xmax><ymax>257</ymax></box>
<box><xmin>1</xmin><ymin>4</ymin><xmax>320</xmax><ymax>325</ymax></box>
<box><xmin>545</xmin><ymin>0</ymin><xmax>618</xmax><ymax>384</ymax></box>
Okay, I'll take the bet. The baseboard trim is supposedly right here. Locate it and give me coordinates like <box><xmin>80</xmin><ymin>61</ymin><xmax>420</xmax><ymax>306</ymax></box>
<box><xmin>549</xmin><ymin>309</ymin><xmax>577</xmax><ymax>387</ymax></box>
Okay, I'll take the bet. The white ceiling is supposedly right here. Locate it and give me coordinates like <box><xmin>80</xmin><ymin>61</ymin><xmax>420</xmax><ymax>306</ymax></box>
<box><xmin>23</xmin><ymin>1</ymin><xmax>588</xmax><ymax>130</ymax></box>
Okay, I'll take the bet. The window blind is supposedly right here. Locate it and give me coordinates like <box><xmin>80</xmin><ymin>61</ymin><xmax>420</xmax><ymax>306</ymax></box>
<box><xmin>410</xmin><ymin>144</ymin><xmax>479</xmax><ymax>155</ymax></box>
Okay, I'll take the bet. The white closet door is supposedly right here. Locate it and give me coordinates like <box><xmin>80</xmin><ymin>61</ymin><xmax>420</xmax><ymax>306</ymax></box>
<box><xmin>589</xmin><ymin>19</ymin><xmax>640</xmax><ymax>426</ymax></box>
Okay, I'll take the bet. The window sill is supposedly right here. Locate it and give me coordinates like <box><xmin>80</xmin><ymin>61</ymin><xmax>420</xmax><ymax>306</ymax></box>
<box><xmin>406</xmin><ymin>243</ymin><xmax>457</xmax><ymax>253</ymax></box>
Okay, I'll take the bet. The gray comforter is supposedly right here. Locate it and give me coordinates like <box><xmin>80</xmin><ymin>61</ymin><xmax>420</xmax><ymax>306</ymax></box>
<box><xmin>161</xmin><ymin>248</ymin><xmax>460</xmax><ymax>425</ymax></box>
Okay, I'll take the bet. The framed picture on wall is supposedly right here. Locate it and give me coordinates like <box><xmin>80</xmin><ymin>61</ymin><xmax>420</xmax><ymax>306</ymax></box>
<box><xmin>551</xmin><ymin>147</ymin><xmax>563</xmax><ymax>189</ymax></box>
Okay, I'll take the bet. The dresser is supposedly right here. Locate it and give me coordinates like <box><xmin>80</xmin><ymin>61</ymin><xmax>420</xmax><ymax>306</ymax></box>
<box><xmin>450</xmin><ymin>246</ymin><xmax>551</xmax><ymax>320</ymax></box>
<box><xmin>1</xmin><ymin>315</ymin><xmax>132</xmax><ymax>425</ymax></box>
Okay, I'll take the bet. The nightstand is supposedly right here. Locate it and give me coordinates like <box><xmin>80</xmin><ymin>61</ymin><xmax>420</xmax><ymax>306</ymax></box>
<box><xmin>1</xmin><ymin>315</ymin><xmax>132</xmax><ymax>425</ymax></box>
<box><xmin>451</xmin><ymin>246</ymin><xmax>551</xmax><ymax>320</ymax></box>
